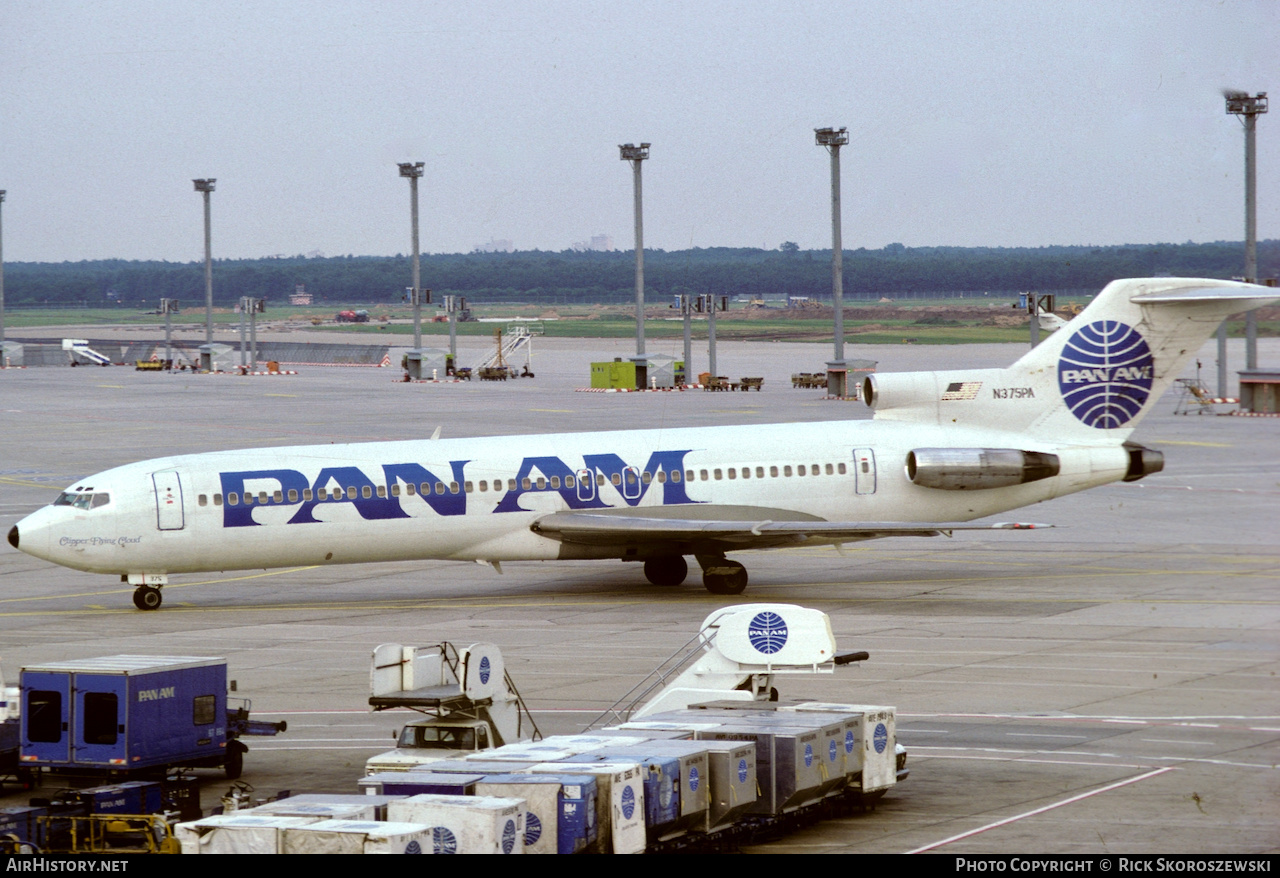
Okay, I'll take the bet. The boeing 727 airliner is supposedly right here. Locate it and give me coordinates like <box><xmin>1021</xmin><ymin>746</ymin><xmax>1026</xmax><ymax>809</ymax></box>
<box><xmin>8</xmin><ymin>278</ymin><xmax>1277</xmax><ymax>609</ymax></box>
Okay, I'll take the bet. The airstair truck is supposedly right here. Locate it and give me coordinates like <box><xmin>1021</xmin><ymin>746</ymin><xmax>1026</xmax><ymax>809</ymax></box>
<box><xmin>19</xmin><ymin>655</ymin><xmax>285</xmax><ymax>780</ymax></box>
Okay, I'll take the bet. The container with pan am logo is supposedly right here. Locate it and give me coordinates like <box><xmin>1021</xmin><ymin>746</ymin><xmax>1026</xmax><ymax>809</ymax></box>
<box><xmin>386</xmin><ymin>793</ymin><xmax>527</xmax><ymax>855</ymax></box>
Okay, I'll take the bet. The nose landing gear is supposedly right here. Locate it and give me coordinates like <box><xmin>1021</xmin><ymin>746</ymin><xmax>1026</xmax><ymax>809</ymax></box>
<box><xmin>132</xmin><ymin>585</ymin><xmax>163</xmax><ymax>611</ymax></box>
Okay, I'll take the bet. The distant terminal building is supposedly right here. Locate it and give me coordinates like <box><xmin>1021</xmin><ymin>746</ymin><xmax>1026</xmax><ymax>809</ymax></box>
<box><xmin>474</xmin><ymin>238</ymin><xmax>514</xmax><ymax>253</ymax></box>
<box><xmin>289</xmin><ymin>284</ymin><xmax>313</xmax><ymax>306</ymax></box>
<box><xmin>572</xmin><ymin>234</ymin><xmax>614</xmax><ymax>252</ymax></box>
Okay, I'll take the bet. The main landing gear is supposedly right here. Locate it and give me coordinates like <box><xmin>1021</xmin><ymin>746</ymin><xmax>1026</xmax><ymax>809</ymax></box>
<box><xmin>641</xmin><ymin>554</ymin><xmax>748</xmax><ymax>595</ymax></box>
<box><xmin>132</xmin><ymin>585</ymin><xmax>163</xmax><ymax>611</ymax></box>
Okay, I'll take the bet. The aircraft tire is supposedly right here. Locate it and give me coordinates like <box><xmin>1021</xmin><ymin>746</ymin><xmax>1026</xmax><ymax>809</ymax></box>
<box><xmin>133</xmin><ymin>586</ymin><xmax>162</xmax><ymax>611</ymax></box>
<box><xmin>702</xmin><ymin>561</ymin><xmax>747</xmax><ymax>595</ymax></box>
<box><xmin>644</xmin><ymin>556</ymin><xmax>688</xmax><ymax>586</ymax></box>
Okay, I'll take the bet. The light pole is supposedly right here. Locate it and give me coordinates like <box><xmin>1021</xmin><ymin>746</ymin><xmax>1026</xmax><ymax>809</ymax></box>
<box><xmin>0</xmin><ymin>190</ymin><xmax>6</xmax><ymax>354</ymax></box>
<box><xmin>619</xmin><ymin>143</ymin><xmax>650</xmax><ymax>360</ymax></box>
<box><xmin>193</xmin><ymin>180</ymin><xmax>215</xmax><ymax>353</ymax></box>
<box><xmin>1225</xmin><ymin>92</ymin><xmax>1268</xmax><ymax>382</ymax></box>
<box><xmin>815</xmin><ymin>127</ymin><xmax>850</xmax><ymax>397</ymax></box>
<box><xmin>399</xmin><ymin>162</ymin><xmax>428</xmax><ymax>379</ymax></box>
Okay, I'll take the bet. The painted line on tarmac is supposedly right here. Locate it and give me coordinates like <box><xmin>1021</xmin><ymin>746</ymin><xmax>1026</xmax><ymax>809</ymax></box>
<box><xmin>905</xmin><ymin>766</ymin><xmax>1175</xmax><ymax>853</ymax></box>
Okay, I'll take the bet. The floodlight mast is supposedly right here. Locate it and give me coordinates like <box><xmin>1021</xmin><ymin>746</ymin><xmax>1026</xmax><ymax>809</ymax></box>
<box><xmin>1225</xmin><ymin>92</ymin><xmax>1268</xmax><ymax>373</ymax></box>
<box><xmin>620</xmin><ymin>143</ymin><xmax>650</xmax><ymax>356</ymax></box>
<box><xmin>816</xmin><ymin>127</ymin><xmax>850</xmax><ymax>397</ymax></box>
<box><xmin>193</xmin><ymin>179</ymin><xmax>216</xmax><ymax>346</ymax></box>
<box><xmin>399</xmin><ymin>162</ymin><xmax>426</xmax><ymax>357</ymax></box>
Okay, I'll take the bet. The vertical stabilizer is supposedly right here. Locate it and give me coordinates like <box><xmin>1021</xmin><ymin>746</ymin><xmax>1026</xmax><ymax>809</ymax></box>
<box><xmin>866</xmin><ymin>278</ymin><xmax>1278</xmax><ymax>442</ymax></box>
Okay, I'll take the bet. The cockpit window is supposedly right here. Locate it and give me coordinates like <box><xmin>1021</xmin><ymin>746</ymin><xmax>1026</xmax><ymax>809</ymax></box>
<box><xmin>53</xmin><ymin>492</ymin><xmax>109</xmax><ymax>510</ymax></box>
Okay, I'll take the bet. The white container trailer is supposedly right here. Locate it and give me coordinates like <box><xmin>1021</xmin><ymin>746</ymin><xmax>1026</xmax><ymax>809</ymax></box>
<box><xmin>781</xmin><ymin>702</ymin><xmax>899</xmax><ymax>794</ymax></box>
<box><xmin>387</xmin><ymin>794</ymin><xmax>526</xmax><ymax>855</ymax></box>
<box><xmin>525</xmin><ymin>761</ymin><xmax>646</xmax><ymax>855</ymax></box>
<box><xmin>282</xmin><ymin>819</ymin><xmax>432</xmax><ymax>854</ymax></box>
<box><xmin>175</xmin><ymin>814</ymin><xmax>320</xmax><ymax>855</ymax></box>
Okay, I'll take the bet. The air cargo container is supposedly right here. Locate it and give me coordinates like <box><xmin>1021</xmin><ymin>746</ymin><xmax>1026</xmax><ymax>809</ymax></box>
<box><xmin>387</xmin><ymin>794</ymin><xmax>526</xmax><ymax>854</ymax></box>
<box><xmin>282</xmin><ymin>819</ymin><xmax>432</xmax><ymax>854</ymax></box>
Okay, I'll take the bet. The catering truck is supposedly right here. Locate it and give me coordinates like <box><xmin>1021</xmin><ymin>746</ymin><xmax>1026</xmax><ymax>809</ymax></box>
<box><xmin>19</xmin><ymin>655</ymin><xmax>286</xmax><ymax>780</ymax></box>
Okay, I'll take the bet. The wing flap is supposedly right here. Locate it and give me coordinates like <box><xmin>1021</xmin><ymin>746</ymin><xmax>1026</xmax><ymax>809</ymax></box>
<box><xmin>531</xmin><ymin>511</ymin><xmax>1048</xmax><ymax>551</ymax></box>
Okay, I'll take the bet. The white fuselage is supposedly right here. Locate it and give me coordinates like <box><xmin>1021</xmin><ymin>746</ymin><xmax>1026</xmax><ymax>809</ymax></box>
<box><xmin>12</xmin><ymin>418</ymin><xmax>1127</xmax><ymax>578</ymax></box>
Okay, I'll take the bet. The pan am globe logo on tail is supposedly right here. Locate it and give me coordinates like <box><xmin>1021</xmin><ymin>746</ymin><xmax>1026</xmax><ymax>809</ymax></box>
<box><xmin>1058</xmin><ymin>320</ymin><xmax>1154</xmax><ymax>428</ymax></box>
<box><xmin>747</xmin><ymin>611</ymin><xmax>789</xmax><ymax>655</ymax></box>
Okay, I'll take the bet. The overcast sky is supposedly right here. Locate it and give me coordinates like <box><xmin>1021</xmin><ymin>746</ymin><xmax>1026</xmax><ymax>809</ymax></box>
<box><xmin>2</xmin><ymin>1</ymin><xmax>1277</xmax><ymax>262</ymax></box>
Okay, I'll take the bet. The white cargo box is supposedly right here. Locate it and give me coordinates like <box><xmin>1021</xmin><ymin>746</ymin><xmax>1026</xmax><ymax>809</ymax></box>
<box><xmin>525</xmin><ymin>761</ymin><xmax>646</xmax><ymax>855</ymax></box>
<box><xmin>282</xmin><ymin>820</ymin><xmax>432</xmax><ymax>855</ymax></box>
<box><xmin>175</xmin><ymin>814</ymin><xmax>321</xmax><ymax>855</ymax></box>
<box><xmin>782</xmin><ymin>702</ymin><xmax>897</xmax><ymax>792</ymax></box>
<box><xmin>387</xmin><ymin>794</ymin><xmax>526</xmax><ymax>855</ymax></box>
<box><xmin>243</xmin><ymin>798</ymin><xmax>385</xmax><ymax>822</ymax></box>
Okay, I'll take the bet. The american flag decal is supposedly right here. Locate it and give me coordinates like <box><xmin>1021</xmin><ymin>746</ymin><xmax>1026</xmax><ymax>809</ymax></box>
<box><xmin>941</xmin><ymin>381</ymin><xmax>982</xmax><ymax>400</ymax></box>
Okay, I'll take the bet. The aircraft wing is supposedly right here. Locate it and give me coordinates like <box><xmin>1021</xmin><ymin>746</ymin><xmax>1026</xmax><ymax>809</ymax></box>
<box><xmin>530</xmin><ymin>510</ymin><xmax>1047</xmax><ymax>553</ymax></box>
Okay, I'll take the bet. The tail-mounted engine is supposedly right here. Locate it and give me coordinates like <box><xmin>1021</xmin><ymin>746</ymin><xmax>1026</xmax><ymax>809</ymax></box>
<box><xmin>906</xmin><ymin>448</ymin><xmax>1061</xmax><ymax>490</ymax></box>
<box><xmin>1122</xmin><ymin>442</ymin><xmax>1164</xmax><ymax>482</ymax></box>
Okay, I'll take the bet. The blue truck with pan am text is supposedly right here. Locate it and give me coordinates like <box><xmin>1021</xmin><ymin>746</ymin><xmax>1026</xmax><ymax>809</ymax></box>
<box><xmin>18</xmin><ymin>655</ymin><xmax>286</xmax><ymax>780</ymax></box>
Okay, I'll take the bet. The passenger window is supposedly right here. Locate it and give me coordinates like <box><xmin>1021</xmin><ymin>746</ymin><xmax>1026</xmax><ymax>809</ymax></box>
<box><xmin>509</xmin><ymin>479</ymin><xmax>517</xmax><ymax>491</ymax></box>
<box><xmin>288</xmin><ymin>489</ymin><xmax>298</xmax><ymax>502</ymax></box>
<box><xmin>419</xmin><ymin>482</ymin><xmax>430</xmax><ymax>495</ymax></box>
<box><xmin>686</xmin><ymin>470</ymin><xmax>694</xmax><ymax>482</ymax></box>
<box><xmin>522</xmin><ymin>478</ymin><xmax>532</xmax><ymax>490</ymax></box>
<box><xmin>596</xmin><ymin>474</ymin><xmax>606</xmax><ymax>487</ymax></box>
<box><xmin>656</xmin><ymin>471</ymin><xmax>666</xmax><ymax>484</ymax></box>
<box><xmin>837</xmin><ymin>463</ymin><xmax>847</xmax><ymax>475</ymax></box>
<box><xmin>478</xmin><ymin>480</ymin><xmax>487</xmax><ymax>492</ymax></box>
<box><xmin>714</xmin><ymin>469</ymin><xmax>723</xmax><ymax>480</ymax></box>
<box><xmin>214</xmin><ymin>494</ymin><xmax>223</xmax><ymax>506</ymax></box>
<box><xmin>611</xmin><ymin>474</ymin><xmax>622</xmax><ymax>486</ymax></box>
<box><xmin>798</xmin><ymin>465</ymin><xmax>806</xmax><ymax>477</ymax></box>
<box><xmin>536</xmin><ymin>477</ymin><xmax>546</xmax><ymax>490</ymax></box>
<box><xmin>449</xmin><ymin>482</ymin><xmax>459</xmax><ymax>494</ymax></box>
<box><xmin>228</xmin><ymin>493</ymin><xmax>239</xmax><ymax>506</ymax></box>
<box><xmin>390</xmin><ymin>484</ymin><xmax>400</xmax><ymax>497</ymax></box>
<box><xmin>346</xmin><ymin>487</ymin><xmax>357</xmax><ymax>500</ymax></box>
<box><xmin>757</xmin><ymin>467</ymin><xmax>765</xmax><ymax>478</ymax></box>
<box><xmin>302</xmin><ymin>489</ymin><xmax>312</xmax><ymax>501</ymax></box>
<box><xmin>317</xmin><ymin>488</ymin><xmax>328</xmax><ymax>500</ymax></box>
<box><xmin>404</xmin><ymin>483</ymin><xmax>415</xmax><ymax>496</ymax></box>
<box><xmin>672</xmin><ymin>470</ymin><xmax>681</xmax><ymax>483</ymax></box>
<box><xmin>700</xmin><ymin>470</ymin><xmax>709</xmax><ymax>481</ymax></box>
<box><xmin>376</xmin><ymin>485</ymin><xmax>386</xmax><ymax>498</ymax></box>
<box><xmin>273</xmin><ymin>490</ymin><xmax>283</xmax><ymax>502</ymax></box>
<box><xmin>198</xmin><ymin>495</ymin><xmax>207</xmax><ymax>507</ymax></box>
<box><xmin>436</xmin><ymin>483</ymin><xmax>446</xmax><ymax>495</ymax></box>
<box><xmin>740</xmin><ymin>468</ymin><xmax>749</xmax><ymax>479</ymax></box>
<box><xmin>565</xmin><ymin>476</ymin><xmax>575</xmax><ymax>489</ymax></box>
<box><xmin>551</xmin><ymin>476</ymin><xmax>561</xmax><ymax>489</ymax></box>
<box><xmin>784</xmin><ymin>466</ymin><xmax>793</xmax><ymax>477</ymax></box>
<box><xmin>361</xmin><ymin>486</ymin><xmax>372</xmax><ymax>499</ymax></box>
<box><xmin>641</xmin><ymin>472</ymin><xmax>651</xmax><ymax>484</ymax></box>
<box><xmin>464</xmin><ymin>481</ymin><xmax>473</xmax><ymax>493</ymax></box>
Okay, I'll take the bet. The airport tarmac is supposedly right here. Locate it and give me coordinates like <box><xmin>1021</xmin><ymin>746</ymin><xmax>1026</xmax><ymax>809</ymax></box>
<box><xmin>0</xmin><ymin>334</ymin><xmax>1277</xmax><ymax>854</ymax></box>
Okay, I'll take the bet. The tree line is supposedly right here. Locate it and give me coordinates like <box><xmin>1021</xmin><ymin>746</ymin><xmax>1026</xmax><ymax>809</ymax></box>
<box><xmin>5</xmin><ymin>240</ymin><xmax>1276</xmax><ymax>308</ymax></box>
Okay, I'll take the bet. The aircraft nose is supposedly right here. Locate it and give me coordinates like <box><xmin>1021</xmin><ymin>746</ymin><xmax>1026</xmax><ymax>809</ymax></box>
<box><xmin>6</xmin><ymin>525</ymin><xmax>16</xmax><ymax>549</ymax></box>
